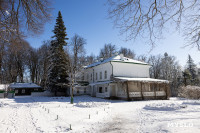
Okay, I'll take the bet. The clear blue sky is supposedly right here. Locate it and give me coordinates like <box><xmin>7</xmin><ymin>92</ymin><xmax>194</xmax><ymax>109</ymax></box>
<box><xmin>26</xmin><ymin>0</ymin><xmax>199</xmax><ymax>68</ymax></box>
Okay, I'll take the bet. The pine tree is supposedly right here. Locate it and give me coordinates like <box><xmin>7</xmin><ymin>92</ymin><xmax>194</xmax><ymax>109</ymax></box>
<box><xmin>48</xmin><ymin>11</ymin><xmax>69</xmax><ymax>96</ymax></box>
<box><xmin>187</xmin><ymin>55</ymin><xmax>197</xmax><ymax>80</ymax></box>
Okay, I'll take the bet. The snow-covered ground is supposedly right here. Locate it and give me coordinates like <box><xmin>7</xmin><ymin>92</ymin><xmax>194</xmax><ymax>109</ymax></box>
<box><xmin>0</xmin><ymin>96</ymin><xmax>200</xmax><ymax>133</ymax></box>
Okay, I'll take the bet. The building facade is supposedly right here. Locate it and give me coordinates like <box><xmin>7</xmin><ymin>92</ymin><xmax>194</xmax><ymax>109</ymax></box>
<box><xmin>76</xmin><ymin>54</ymin><xmax>170</xmax><ymax>100</ymax></box>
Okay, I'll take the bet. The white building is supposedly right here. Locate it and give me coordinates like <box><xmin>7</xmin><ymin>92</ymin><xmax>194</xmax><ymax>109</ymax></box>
<box><xmin>76</xmin><ymin>54</ymin><xmax>170</xmax><ymax>100</ymax></box>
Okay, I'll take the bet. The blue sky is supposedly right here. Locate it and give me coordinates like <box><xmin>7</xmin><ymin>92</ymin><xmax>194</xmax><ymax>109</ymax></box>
<box><xmin>26</xmin><ymin>0</ymin><xmax>199</xmax><ymax>67</ymax></box>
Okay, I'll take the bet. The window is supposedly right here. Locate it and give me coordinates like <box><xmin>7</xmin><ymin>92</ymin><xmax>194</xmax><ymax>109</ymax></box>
<box><xmin>104</xmin><ymin>71</ymin><xmax>107</xmax><ymax>79</ymax></box>
<box><xmin>15</xmin><ymin>90</ymin><xmax>18</xmax><ymax>93</ymax></box>
<box><xmin>22</xmin><ymin>89</ymin><xmax>25</xmax><ymax>93</ymax></box>
<box><xmin>100</xmin><ymin>72</ymin><xmax>102</xmax><ymax>80</ymax></box>
<box><xmin>87</xmin><ymin>74</ymin><xmax>89</xmax><ymax>80</ymax></box>
<box><xmin>96</xmin><ymin>73</ymin><xmax>98</xmax><ymax>80</ymax></box>
<box><xmin>84</xmin><ymin>88</ymin><xmax>86</xmax><ymax>93</ymax></box>
<box><xmin>34</xmin><ymin>88</ymin><xmax>38</xmax><ymax>91</ymax></box>
<box><xmin>105</xmin><ymin>87</ymin><xmax>108</xmax><ymax>92</ymax></box>
<box><xmin>77</xmin><ymin>88</ymin><xmax>79</xmax><ymax>94</ymax></box>
<box><xmin>91</xmin><ymin>74</ymin><xmax>92</xmax><ymax>81</ymax></box>
<box><xmin>99</xmin><ymin>87</ymin><xmax>103</xmax><ymax>93</ymax></box>
<box><xmin>82</xmin><ymin>75</ymin><xmax>84</xmax><ymax>80</ymax></box>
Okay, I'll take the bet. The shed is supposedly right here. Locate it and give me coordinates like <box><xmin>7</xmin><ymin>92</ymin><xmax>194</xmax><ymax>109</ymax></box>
<box><xmin>9</xmin><ymin>83</ymin><xmax>42</xmax><ymax>96</ymax></box>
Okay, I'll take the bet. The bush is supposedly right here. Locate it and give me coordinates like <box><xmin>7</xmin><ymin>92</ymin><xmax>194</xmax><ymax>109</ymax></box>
<box><xmin>0</xmin><ymin>90</ymin><xmax>5</xmax><ymax>93</ymax></box>
<box><xmin>8</xmin><ymin>91</ymin><xmax>15</xmax><ymax>93</ymax></box>
<box><xmin>178</xmin><ymin>85</ymin><xmax>200</xmax><ymax>99</ymax></box>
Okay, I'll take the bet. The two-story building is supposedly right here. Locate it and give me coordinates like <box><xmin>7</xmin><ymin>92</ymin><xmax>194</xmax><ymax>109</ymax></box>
<box><xmin>76</xmin><ymin>54</ymin><xmax>170</xmax><ymax>100</ymax></box>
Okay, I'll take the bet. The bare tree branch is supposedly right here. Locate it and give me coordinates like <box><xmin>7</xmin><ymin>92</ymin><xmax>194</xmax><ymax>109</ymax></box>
<box><xmin>107</xmin><ymin>0</ymin><xmax>200</xmax><ymax>50</ymax></box>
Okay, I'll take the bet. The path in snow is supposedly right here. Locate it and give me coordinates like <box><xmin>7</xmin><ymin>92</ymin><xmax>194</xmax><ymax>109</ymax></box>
<box><xmin>0</xmin><ymin>98</ymin><xmax>41</xmax><ymax>133</ymax></box>
<box><xmin>96</xmin><ymin>102</ymin><xmax>141</xmax><ymax>133</ymax></box>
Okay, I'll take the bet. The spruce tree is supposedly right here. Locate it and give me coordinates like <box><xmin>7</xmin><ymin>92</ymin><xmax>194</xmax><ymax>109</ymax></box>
<box><xmin>187</xmin><ymin>55</ymin><xmax>197</xmax><ymax>80</ymax></box>
<box><xmin>185</xmin><ymin>55</ymin><xmax>199</xmax><ymax>85</ymax></box>
<box><xmin>48</xmin><ymin>11</ymin><xmax>69</xmax><ymax>96</ymax></box>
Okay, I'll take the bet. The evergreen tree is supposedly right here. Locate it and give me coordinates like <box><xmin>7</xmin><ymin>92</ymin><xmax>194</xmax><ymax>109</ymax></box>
<box><xmin>48</xmin><ymin>11</ymin><xmax>69</xmax><ymax>96</ymax></box>
<box><xmin>182</xmin><ymin>69</ymin><xmax>191</xmax><ymax>86</ymax></box>
<box><xmin>186</xmin><ymin>55</ymin><xmax>197</xmax><ymax>81</ymax></box>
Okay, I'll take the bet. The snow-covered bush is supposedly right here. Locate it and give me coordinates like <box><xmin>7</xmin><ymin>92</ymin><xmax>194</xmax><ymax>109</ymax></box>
<box><xmin>178</xmin><ymin>85</ymin><xmax>200</xmax><ymax>99</ymax></box>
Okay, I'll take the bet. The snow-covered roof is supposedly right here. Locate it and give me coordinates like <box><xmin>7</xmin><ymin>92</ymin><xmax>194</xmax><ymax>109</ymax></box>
<box><xmin>114</xmin><ymin>77</ymin><xmax>169</xmax><ymax>83</ymax></box>
<box><xmin>9</xmin><ymin>83</ymin><xmax>41</xmax><ymax>89</ymax></box>
<box><xmin>85</xmin><ymin>54</ymin><xmax>149</xmax><ymax>69</ymax></box>
<box><xmin>89</xmin><ymin>81</ymin><xmax>113</xmax><ymax>86</ymax></box>
<box><xmin>0</xmin><ymin>84</ymin><xmax>9</xmax><ymax>90</ymax></box>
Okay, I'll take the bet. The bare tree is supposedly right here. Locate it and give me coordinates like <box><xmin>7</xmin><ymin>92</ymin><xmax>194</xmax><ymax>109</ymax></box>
<box><xmin>0</xmin><ymin>0</ymin><xmax>51</xmax><ymax>42</ymax></box>
<box><xmin>119</xmin><ymin>47</ymin><xmax>135</xmax><ymax>59</ymax></box>
<box><xmin>107</xmin><ymin>0</ymin><xmax>200</xmax><ymax>49</ymax></box>
<box><xmin>27</xmin><ymin>47</ymin><xmax>39</xmax><ymax>83</ymax></box>
<box><xmin>3</xmin><ymin>38</ymin><xmax>30</xmax><ymax>82</ymax></box>
<box><xmin>85</xmin><ymin>54</ymin><xmax>96</xmax><ymax>65</ymax></box>
<box><xmin>0</xmin><ymin>43</ymin><xmax>6</xmax><ymax>83</ymax></box>
<box><xmin>137</xmin><ymin>54</ymin><xmax>148</xmax><ymax>62</ymax></box>
<box><xmin>148</xmin><ymin>55</ymin><xmax>162</xmax><ymax>79</ymax></box>
<box><xmin>147</xmin><ymin>53</ymin><xmax>182</xmax><ymax>96</ymax></box>
<box><xmin>38</xmin><ymin>41</ymin><xmax>50</xmax><ymax>89</ymax></box>
<box><xmin>68</xmin><ymin>34</ymin><xmax>86</xmax><ymax>103</ymax></box>
<box><xmin>99</xmin><ymin>43</ymin><xmax>117</xmax><ymax>58</ymax></box>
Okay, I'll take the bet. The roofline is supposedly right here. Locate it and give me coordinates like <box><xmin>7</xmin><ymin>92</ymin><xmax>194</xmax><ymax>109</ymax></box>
<box><xmin>111</xmin><ymin>61</ymin><xmax>150</xmax><ymax>66</ymax></box>
<box><xmin>85</xmin><ymin>60</ymin><xmax>150</xmax><ymax>69</ymax></box>
<box><xmin>85</xmin><ymin>61</ymin><xmax>110</xmax><ymax>69</ymax></box>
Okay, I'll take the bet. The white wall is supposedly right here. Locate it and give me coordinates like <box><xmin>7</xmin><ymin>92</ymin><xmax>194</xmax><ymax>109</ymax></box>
<box><xmin>84</xmin><ymin>62</ymin><xmax>112</xmax><ymax>83</ymax></box>
<box><xmin>112</xmin><ymin>62</ymin><xmax>150</xmax><ymax>78</ymax></box>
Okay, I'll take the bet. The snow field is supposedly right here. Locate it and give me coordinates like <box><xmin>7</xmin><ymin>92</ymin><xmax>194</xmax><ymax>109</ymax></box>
<box><xmin>0</xmin><ymin>96</ymin><xmax>200</xmax><ymax>133</ymax></box>
<box><xmin>0</xmin><ymin>96</ymin><xmax>112</xmax><ymax>133</ymax></box>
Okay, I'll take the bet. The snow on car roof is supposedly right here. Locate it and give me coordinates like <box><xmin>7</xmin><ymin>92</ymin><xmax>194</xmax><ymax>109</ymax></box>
<box><xmin>85</xmin><ymin>54</ymin><xmax>149</xmax><ymax>68</ymax></box>
<box><xmin>9</xmin><ymin>83</ymin><xmax>41</xmax><ymax>89</ymax></box>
